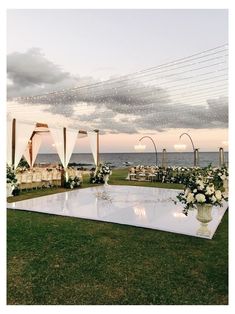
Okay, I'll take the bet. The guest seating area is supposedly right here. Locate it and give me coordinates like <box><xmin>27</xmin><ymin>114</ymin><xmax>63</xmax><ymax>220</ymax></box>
<box><xmin>126</xmin><ymin>165</ymin><xmax>166</xmax><ymax>182</ymax></box>
<box><xmin>15</xmin><ymin>167</ymin><xmax>83</xmax><ymax>190</ymax></box>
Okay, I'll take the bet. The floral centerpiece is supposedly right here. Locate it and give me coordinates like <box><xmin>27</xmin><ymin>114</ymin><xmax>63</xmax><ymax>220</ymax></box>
<box><xmin>175</xmin><ymin>167</ymin><xmax>228</xmax><ymax>216</ymax></box>
<box><xmin>90</xmin><ymin>163</ymin><xmax>112</xmax><ymax>185</ymax></box>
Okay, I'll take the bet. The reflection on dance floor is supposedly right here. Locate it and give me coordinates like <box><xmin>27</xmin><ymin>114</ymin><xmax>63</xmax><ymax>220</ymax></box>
<box><xmin>7</xmin><ymin>185</ymin><xmax>227</xmax><ymax>239</ymax></box>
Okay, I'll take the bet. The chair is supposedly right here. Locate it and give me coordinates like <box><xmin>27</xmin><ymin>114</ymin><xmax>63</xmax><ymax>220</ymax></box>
<box><xmin>47</xmin><ymin>171</ymin><xmax>53</xmax><ymax>186</ymax></box>
<box><xmin>32</xmin><ymin>171</ymin><xmax>42</xmax><ymax>189</ymax></box>
<box><xmin>52</xmin><ymin>170</ymin><xmax>58</xmax><ymax>187</ymax></box>
<box><xmin>20</xmin><ymin>172</ymin><xmax>28</xmax><ymax>190</ymax></box>
<box><xmin>16</xmin><ymin>173</ymin><xmax>22</xmax><ymax>189</ymax></box>
<box><xmin>26</xmin><ymin>172</ymin><xmax>33</xmax><ymax>190</ymax></box>
<box><xmin>129</xmin><ymin>167</ymin><xmax>136</xmax><ymax>181</ymax></box>
<box><xmin>56</xmin><ymin>171</ymin><xmax>61</xmax><ymax>186</ymax></box>
<box><xmin>41</xmin><ymin>170</ymin><xmax>50</xmax><ymax>188</ymax></box>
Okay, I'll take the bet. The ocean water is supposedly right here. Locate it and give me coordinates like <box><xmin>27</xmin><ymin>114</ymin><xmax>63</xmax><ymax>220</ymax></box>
<box><xmin>35</xmin><ymin>152</ymin><xmax>228</xmax><ymax>169</ymax></box>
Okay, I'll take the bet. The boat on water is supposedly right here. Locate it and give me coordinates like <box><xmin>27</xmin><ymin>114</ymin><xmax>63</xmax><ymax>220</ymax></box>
<box><xmin>123</xmin><ymin>161</ymin><xmax>134</xmax><ymax>166</ymax></box>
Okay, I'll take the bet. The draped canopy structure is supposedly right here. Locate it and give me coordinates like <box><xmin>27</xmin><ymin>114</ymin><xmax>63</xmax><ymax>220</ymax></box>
<box><xmin>7</xmin><ymin>117</ymin><xmax>100</xmax><ymax>169</ymax></box>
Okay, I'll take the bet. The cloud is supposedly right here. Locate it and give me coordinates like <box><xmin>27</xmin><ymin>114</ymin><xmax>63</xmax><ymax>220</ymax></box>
<box><xmin>7</xmin><ymin>49</ymin><xmax>228</xmax><ymax>133</ymax></box>
<box><xmin>7</xmin><ymin>48</ymin><xmax>96</xmax><ymax>98</ymax></box>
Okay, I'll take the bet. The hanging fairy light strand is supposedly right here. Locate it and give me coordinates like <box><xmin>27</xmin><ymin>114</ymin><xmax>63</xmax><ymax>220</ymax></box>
<box><xmin>7</xmin><ymin>44</ymin><xmax>228</xmax><ymax>130</ymax></box>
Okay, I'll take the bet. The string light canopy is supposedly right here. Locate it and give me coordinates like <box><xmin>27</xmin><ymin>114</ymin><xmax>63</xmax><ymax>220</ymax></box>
<box><xmin>7</xmin><ymin>44</ymin><xmax>228</xmax><ymax>134</ymax></box>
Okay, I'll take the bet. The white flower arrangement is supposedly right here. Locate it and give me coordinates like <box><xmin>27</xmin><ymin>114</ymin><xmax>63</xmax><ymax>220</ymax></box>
<box><xmin>90</xmin><ymin>163</ymin><xmax>112</xmax><ymax>184</ymax></box>
<box><xmin>99</xmin><ymin>164</ymin><xmax>112</xmax><ymax>175</ymax></box>
<box><xmin>175</xmin><ymin>168</ymin><xmax>228</xmax><ymax>215</ymax></box>
<box><xmin>65</xmin><ymin>176</ymin><xmax>81</xmax><ymax>189</ymax></box>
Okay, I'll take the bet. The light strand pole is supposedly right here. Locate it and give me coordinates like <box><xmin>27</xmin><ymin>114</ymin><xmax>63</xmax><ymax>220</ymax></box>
<box><xmin>139</xmin><ymin>136</ymin><xmax>158</xmax><ymax>166</ymax></box>
<box><xmin>179</xmin><ymin>133</ymin><xmax>199</xmax><ymax>167</ymax></box>
<box><xmin>162</xmin><ymin>148</ymin><xmax>167</xmax><ymax>169</ymax></box>
<box><xmin>219</xmin><ymin>147</ymin><xmax>225</xmax><ymax>168</ymax></box>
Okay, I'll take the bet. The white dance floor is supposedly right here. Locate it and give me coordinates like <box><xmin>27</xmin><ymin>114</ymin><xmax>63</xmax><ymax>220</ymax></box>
<box><xmin>7</xmin><ymin>185</ymin><xmax>227</xmax><ymax>239</ymax></box>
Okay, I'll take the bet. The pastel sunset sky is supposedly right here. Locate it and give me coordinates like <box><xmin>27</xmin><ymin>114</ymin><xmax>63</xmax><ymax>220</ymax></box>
<box><xmin>7</xmin><ymin>9</ymin><xmax>228</xmax><ymax>153</ymax></box>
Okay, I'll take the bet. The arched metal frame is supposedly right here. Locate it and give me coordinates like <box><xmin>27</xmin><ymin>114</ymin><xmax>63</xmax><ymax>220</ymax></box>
<box><xmin>139</xmin><ymin>136</ymin><xmax>158</xmax><ymax>166</ymax></box>
<box><xmin>179</xmin><ymin>133</ymin><xmax>199</xmax><ymax>167</ymax></box>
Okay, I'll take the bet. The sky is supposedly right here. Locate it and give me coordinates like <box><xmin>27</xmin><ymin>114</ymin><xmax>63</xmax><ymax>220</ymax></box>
<box><xmin>7</xmin><ymin>9</ymin><xmax>228</xmax><ymax>153</ymax></box>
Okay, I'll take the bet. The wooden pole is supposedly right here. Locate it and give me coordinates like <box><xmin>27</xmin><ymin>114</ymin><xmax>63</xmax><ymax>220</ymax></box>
<box><xmin>96</xmin><ymin>130</ymin><xmax>99</xmax><ymax>166</ymax></box>
<box><xmin>162</xmin><ymin>148</ymin><xmax>167</xmax><ymax>169</ymax></box>
<box><xmin>61</xmin><ymin>127</ymin><xmax>66</xmax><ymax>187</ymax></box>
<box><xmin>194</xmin><ymin>149</ymin><xmax>199</xmax><ymax>167</ymax></box>
<box><xmin>63</xmin><ymin>127</ymin><xmax>66</xmax><ymax>167</ymax></box>
<box><xmin>12</xmin><ymin>118</ymin><xmax>16</xmax><ymax>168</ymax></box>
<box><xmin>219</xmin><ymin>147</ymin><xmax>224</xmax><ymax>167</ymax></box>
<box><xmin>28</xmin><ymin>132</ymin><xmax>36</xmax><ymax>168</ymax></box>
<box><xmin>29</xmin><ymin>140</ymin><xmax>33</xmax><ymax>168</ymax></box>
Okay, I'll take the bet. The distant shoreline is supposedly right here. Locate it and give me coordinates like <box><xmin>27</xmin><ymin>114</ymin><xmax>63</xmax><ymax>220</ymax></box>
<box><xmin>38</xmin><ymin>151</ymin><xmax>229</xmax><ymax>154</ymax></box>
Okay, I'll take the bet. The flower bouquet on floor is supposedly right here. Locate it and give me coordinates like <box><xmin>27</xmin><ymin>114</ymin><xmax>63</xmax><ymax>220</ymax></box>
<box><xmin>64</xmin><ymin>176</ymin><xmax>81</xmax><ymax>189</ymax></box>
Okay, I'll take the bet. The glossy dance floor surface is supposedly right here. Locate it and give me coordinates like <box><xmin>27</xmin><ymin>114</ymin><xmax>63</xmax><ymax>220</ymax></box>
<box><xmin>7</xmin><ymin>185</ymin><xmax>227</xmax><ymax>239</ymax></box>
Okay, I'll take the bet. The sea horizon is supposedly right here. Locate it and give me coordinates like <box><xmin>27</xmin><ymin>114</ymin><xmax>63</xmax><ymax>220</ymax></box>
<box><xmin>35</xmin><ymin>151</ymin><xmax>229</xmax><ymax>168</ymax></box>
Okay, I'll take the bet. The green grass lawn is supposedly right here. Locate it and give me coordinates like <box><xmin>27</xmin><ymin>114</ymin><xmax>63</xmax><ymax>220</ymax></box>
<box><xmin>7</xmin><ymin>169</ymin><xmax>228</xmax><ymax>305</ymax></box>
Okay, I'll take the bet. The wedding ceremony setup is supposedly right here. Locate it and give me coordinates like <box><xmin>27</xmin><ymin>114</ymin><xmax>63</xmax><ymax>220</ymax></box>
<box><xmin>6</xmin><ymin>9</ymin><xmax>229</xmax><ymax>306</ymax></box>
<box><xmin>7</xmin><ymin>115</ymin><xmax>229</xmax><ymax>239</ymax></box>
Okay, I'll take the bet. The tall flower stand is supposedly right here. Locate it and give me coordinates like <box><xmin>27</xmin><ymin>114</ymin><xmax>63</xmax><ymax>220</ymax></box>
<box><xmin>196</xmin><ymin>203</ymin><xmax>213</xmax><ymax>238</ymax></box>
<box><xmin>103</xmin><ymin>174</ymin><xmax>110</xmax><ymax>186</ymax></box>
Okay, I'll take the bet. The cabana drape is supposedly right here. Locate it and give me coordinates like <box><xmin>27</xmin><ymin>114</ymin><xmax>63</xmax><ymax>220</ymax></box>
<box><xmin>7</xmin><ymin>118</ymin><xmax>12</xmax><ymax>166</ymax></box>
<box><xmin>87</xmin><ymin>131</ymin><xmax>98</xmax><ymax>166</ymax></box>
<box><xmin>24</xmin><ymin>133</ymin><xmax>42</xmax><ymax>167</ymax></box>
<box><xmin>49</xmin><ymin>126</ymin><xmax>79</xmax><ymax>168</ymax></box>
<box><xmin>7</xmin><ymin>118</ymin><xmax>99</xmax><ymax>169</ymax></box>
<box><xmin>14</xmin><ymin>121</ymin><xmax>36</xmax><ymax>168</ymax></box>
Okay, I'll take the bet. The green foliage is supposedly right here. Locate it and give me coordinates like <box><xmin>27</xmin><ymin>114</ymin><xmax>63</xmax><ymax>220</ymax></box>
<box><xmin>7</xmin><ymin>165</ymin><xmax>20</xmax><ymax>196</ymax></box>
<box><xmin>7</xmin><ymin>165</ymin><xmax>17</xmax><ymax>185</ymax></box>
<box><xmin>18</xmin><ymin>157</ymin><xmax>30</xmax><ymax>168</ymax></box>
<box><xmin>64</xmin><ymin>176</ymin><xmax>81</xmax><ymax>189</ymax></box>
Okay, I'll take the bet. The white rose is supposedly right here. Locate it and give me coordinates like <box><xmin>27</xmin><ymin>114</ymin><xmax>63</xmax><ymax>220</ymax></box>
<box><xmin>215</xmin><ymin>190</ymin><xmax>222</xmax><ymax>200</ymax></box>
<box><xmin>184</xmin><ymin>188</ymin><xmax>191</xmax><ymax>197</ymax></box>
<box><xmin>195</xmin><ymin>193</ymin><xmax>206</xmax><ymax>203</ymax></box>
<box><xmin>205</xmin><ymin>185</ymin><xmax>215</xmax><ymax>195</ymax></box>
<box><xmin>198</xmin><ymin>183</ymin><xmax>204</xmax><ymax>190</ymax></box>
<box><xmin>222</xmin><ymin>191</ymin><xmax>228</xmax><ymax>199</ymax></box>
<box><xmin>210</xmin><ymin>195</ymin><xmax>217</xmax><ymax>203</ymax></box>
<box><xmin>186</xmin><ymin>193</ymin><xmax>195</xmax><ymax>204</ymax></box>
<box><xmin>196</xmin><ymin>179</ymin><xmax>204</xmax><ymax>190</ymax></box>
<box><xmin>193</xmin><ymin>189</ymin><xmax>197</xmax><ymax>193</ymax></box>
<box><xmin>221</xmin><ymin>174</ymin><xmax>227</xmax><ymax>181</ymax></box>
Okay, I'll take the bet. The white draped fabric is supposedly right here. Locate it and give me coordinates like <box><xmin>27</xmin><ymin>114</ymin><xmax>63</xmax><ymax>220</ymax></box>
<box><xmin>65</xmin><ymin>129</ymin><xmax>78</xmax><ymax>167</ymax></box>
<box><xmin>31</xmin><ymin>134</ymin><xmax>42</xmax><ymax>166</ymax></box>
<box><xmin>14</xmin><ymin>121</ymin><xmax>36</xmax><ymax>168</ymax></box>
<box><xmin>24</xmin><ymin>144</ymin><xmax>30</xmax><ymax>166</ymax></box>
<box><xmin>88</xmin><ymin>131</ymin><xmax>98</xmax><ymax>166</ymax></box>
<box><xmin>24</xmin><ymin>133</ymin><xmax>42</xmax><ymax>167</ymax></box>
<box><xmin>7</xmin><ymin>118</ymin><xmax>12</xmax><ymax>166</ymax></box>
<box><xmin>49</xmin><ymin>126</ymin><xmax>65</xmax><ymax>167</ymax></box>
